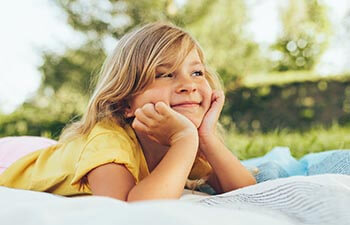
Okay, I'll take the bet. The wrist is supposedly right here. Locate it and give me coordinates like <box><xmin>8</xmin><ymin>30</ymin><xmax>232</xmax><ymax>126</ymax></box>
<box><xmin>199</xmin><ymin>134</ymin><xmax>221</xmax><ymax>153</ymax></box>
<box><xmin>170</xmin><ymin>129</ymin><xmax>199</xmax><ymax>146</ymax></box>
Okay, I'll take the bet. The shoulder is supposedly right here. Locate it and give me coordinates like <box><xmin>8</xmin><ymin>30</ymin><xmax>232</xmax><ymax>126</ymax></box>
<box><xmin>86</xmin><ymin>119</ymin><xmax>137</xmax><ymax>147</ymax></box>
<box><xmin>71</xmin><ymin>120</ymin><xmax>145</xmax><ymax>188</ymax></box>
<box><xmin>88</xmin><ymin>119</ymin><xmax>128</xmax><ymax>138</ymax></box>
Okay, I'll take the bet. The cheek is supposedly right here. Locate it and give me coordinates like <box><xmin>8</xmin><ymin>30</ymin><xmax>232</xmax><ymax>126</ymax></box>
<box><xmin>131</xmin><ymin>88</ymin><xmax>170</xmax><ymax>110</ymax></box>
<box><xmin>144</xmin><ymin>88</ymin><xmax>170</xmax><ymax>103</ymax></box>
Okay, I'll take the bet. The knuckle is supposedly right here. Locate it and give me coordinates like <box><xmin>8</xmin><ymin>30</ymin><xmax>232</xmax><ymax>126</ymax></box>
<box><xmin>143</xmin><ymin>104</ymin><xmax>156</xmax><ymax>115</ymax></box>
<box><xmin>158</xmin><ymin>103</ymin><xmax>169</xmax><ymax>115</ymax></box>
<box><xmin>143</xmin><ymin>103</ymin><xmax>153</xmax><ymax>110</ymax></box>
<box><xmin>156</xmin><ymin>101</ymin><xmax>165</xmax><ymax>108</ymax></box>
<box><xmin>132</xmin><ymin>120</ymin><xmax>139</xmax><ymax>129</ymax></box>
<box><xmin>155</xmin><ymin>102</ymin><xmax>163</xmax><ymax>108</ymax></box>
<box><xmin>149</xmin><ymin>120</ymin><xmax>157</xmax><ymax>127</ymax></box>
<box><xmin>134</xmin><ymin>108</ymin><xmax>142</xmax><ymax>116</ymax></box>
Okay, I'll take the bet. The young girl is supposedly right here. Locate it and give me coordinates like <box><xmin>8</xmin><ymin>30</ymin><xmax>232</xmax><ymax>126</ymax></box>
<box><xmin>0</xmin><ymin>22</ymin><xmax>256</xmax><ymax>201</ymax></box>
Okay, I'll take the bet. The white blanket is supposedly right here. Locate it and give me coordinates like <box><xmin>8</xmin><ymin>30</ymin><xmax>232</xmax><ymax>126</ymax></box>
<box><xmin>1</xmin><ymin>174</ymin><xmax>350</xmax><ymax>225</ymax></box>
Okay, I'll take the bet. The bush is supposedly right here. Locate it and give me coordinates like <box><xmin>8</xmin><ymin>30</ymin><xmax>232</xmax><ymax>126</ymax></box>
<box><xmin>222</xmin><ymin>75</ymin><xmax>350</xmax><ymax>132</ymax></box>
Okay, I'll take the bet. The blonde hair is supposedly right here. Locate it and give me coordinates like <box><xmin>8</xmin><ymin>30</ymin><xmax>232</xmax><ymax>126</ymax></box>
<box><xmin>59</xmin><ymin>22</ymin><xmax>223</xmax><ymax>142</ymax></box>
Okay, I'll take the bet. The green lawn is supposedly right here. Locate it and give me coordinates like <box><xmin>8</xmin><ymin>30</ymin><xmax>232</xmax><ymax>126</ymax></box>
<box><xmin>225</xmin><ymin>124</ymin><xmax>350</xmax><ymax>160</ymax></box>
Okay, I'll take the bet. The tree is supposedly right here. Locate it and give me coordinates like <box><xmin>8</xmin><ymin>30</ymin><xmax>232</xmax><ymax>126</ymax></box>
<box><xmin>270</xmin><ymin>0</ymin><xmax>331</xmax><ymax>72</ymax></box>
<box><xmin>55</xmin><ymin>0</ymin><xmax>215</xmax><ymax>39</ymax></box>
<box><xmin>186</xmin><ymin>0</ymin><xmax>264</xmax><ymax>88</ymax></box>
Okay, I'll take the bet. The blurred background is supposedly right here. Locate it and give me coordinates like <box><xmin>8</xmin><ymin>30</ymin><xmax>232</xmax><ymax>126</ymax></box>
<box><xmin>1</xmin><ymin>0</ymin><xmax>350</xmax><ymax>159</ymax></box>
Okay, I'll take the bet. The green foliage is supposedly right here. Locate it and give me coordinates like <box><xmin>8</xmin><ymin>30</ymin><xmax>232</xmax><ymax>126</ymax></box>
<box><xmin>0</xmin><ymin>86</ymin><xmax>87</xmax><ymax>139</ymax></box>
<box><xmin>3</xmin><ymin>40</ymin><xmax>107</xmax><ymax>139</ymax></box>
<box><xmin>270</xmin><ymin>0</ymin><xmax>331</xmax><ymax>72</ymax></box>
<box><xmin>55</xmin><ymin>0</ymin><xmax>216</xmax><ymax>38</ymax></box>
<box><xmin>187</xmin><ymin>0</ymin><xmax>263</xmax><ymax>85</ymax></box>
<box><xmin>39</xmin><ymin>41</ymin><xmax>105</xmax><ymax>94</ymax></box>
<box><xmin>226</xmin><ymin>124</ymin><xmax>350</xmax><ymax>160</ymax></box>
<box><xmin>222</xmin><ymin>74</ymin><xmax>350</xmax><ymax>132</ymax></box>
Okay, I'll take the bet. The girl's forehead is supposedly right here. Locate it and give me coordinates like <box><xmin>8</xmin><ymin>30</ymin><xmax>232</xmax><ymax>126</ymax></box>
<box><xmin>156</xmin><ymin>50</ymin><xmax>203</xmax><ymax>70</ymax></box>
<box><xmin>155</xmin><ymin>43</ymin><xmax>199</xmax><ymax>63</ymax></box>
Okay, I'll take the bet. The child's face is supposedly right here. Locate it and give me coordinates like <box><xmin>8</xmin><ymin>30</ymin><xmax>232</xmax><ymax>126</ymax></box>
<box><xmin>126</xmin><ymin>48</ymin><xmax>212</xmax><ymax>128</ymax></box>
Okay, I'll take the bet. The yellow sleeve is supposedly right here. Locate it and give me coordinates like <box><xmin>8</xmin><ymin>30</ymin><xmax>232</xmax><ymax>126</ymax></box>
<box><xmin>71</xmin><ymin>132</ymin><xmax>140</xmax><ymax>191</ymax></box>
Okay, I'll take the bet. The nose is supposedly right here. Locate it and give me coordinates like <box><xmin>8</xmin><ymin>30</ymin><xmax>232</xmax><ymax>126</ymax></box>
<box><xmin>175</xmin><ymin>76</ymin><xmax>197</xmax><ymax>93</ymax></box>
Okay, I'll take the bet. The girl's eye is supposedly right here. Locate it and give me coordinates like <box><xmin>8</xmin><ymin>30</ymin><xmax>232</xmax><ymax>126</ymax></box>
<box><xmin>156</xmin><ymin>73</ymin><xmax>173</xmax><ymax>78</ymax></box>
<box><xmin>193</xmin><ymin>70</ymin><xmax>204</xmax><ymax>76</ymax></box>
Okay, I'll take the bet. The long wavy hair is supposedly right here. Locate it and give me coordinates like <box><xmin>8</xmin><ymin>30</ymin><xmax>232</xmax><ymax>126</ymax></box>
<box><xmin>59</xmin><ymin>22</ymin><xmax>223</xmax><ymax>143</ymax></box>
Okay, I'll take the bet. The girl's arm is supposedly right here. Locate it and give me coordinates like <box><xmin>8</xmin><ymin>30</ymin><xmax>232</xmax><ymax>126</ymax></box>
<box><xmin>198</xmin><ymin>90</ymin><xmax>256</xmax><ymax>193</ymax></box>
<box><xmin>88</xmin><ymin>102</ymin><xmax>199</xmax><ymax>201</ymax></box>
<box><xmin>200</xmin><ymin>136</ymin><xmax>256</xmax><ymax>193</ymax></box>
<box><xmin>88</xmin><ymin>135</ymin><xmax>198</xmax><ymax>201</ymax></box>
<box><xmin>127</xmin><ymin>134</ymin><xmax>198</xmax><ymax>201</ymax></box>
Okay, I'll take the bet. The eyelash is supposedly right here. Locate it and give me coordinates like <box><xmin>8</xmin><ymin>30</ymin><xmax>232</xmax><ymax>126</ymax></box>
<box><xmin>155</xmin><ymin>70</ymin><xmax>204</xmax><ymax>79</ymax></box>
<box><xmin>193</xmin><ymin>70</ymin><xmax>204</xmax><ymax>76</ymax></box>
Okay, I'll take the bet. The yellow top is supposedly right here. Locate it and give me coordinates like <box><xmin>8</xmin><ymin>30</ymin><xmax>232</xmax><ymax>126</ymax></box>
<box><xmin>0</xmin><ymin>120</ymin><xmax>212</xmax><ymax>196</ymax></box>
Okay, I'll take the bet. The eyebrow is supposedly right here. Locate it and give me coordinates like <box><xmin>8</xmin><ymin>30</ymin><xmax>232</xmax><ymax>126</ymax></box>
<box><xmin>190</xmin><ymin>61</ymin><xmax>203</xmax><ymax>67</ymax></box>
<box><xmin>157</xmin><ymin>61</ymin><xmax>203</xmax><ymax>69</ymax></box>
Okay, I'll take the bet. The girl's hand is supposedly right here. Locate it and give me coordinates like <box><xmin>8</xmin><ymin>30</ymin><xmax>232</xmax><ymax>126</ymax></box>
<box><xmin>198</xmin><ymin>90</ymin><xmax>225</xmax><ymax>138</ymax></box>
<box><xmin>132</xmin><ymin>102</ymin><xmax>198</xmax><ymax>146</ymax></box>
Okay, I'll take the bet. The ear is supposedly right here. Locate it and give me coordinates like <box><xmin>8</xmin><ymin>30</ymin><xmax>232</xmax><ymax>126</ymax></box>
<box><xmin>124</xmin><ymin>105</ymin><xmax>134</xmax><ymax>118</ymax></box>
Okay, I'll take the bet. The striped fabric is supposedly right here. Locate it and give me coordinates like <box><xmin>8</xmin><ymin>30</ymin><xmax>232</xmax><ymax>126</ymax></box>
<box><xmin>197</xmin><ymin>175</ymin><xmax>350</xmax><ymax>225</ymax></box>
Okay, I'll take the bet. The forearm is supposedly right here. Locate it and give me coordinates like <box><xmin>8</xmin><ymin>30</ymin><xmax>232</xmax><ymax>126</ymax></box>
<box><xmin>200</xmin><ymin>136</ymin><xmax>256</xmax><ymax>193</ymax></box>
<box><xmin>127</xmin><ymin>137</ymin><xmax>198</xmax><ymax>201</ymax></box>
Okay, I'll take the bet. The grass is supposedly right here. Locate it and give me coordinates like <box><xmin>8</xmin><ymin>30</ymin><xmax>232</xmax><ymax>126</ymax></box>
<box><xmin>225</xmin><ymin>124</ymin><xmax>350</xmax><ymax>160</ymax></box>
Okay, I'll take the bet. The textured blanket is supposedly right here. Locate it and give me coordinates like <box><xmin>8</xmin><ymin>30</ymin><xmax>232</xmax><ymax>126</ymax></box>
<box><xmin>1</xmin><ymin>174</ymin><xmax>349</xmax><ymax>225</ymax></box>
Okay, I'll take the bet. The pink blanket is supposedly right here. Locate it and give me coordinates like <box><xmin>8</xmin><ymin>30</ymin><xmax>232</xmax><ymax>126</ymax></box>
<box><xmin>0</xmin><ymin>136</ymin><xmax>57</xmax><ymax>174</ymax></box>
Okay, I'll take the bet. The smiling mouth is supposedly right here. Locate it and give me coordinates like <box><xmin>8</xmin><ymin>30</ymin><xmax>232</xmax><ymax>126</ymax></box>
<box><xmin>171</xmin><ymin>102</ymin><xmax>201</xmax><ymax>108</ymax></box>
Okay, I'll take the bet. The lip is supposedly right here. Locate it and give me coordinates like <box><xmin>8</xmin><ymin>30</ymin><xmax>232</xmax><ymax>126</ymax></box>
<box><xmin>171</xmin><ymin>101</ymin><xmax>201</xmax><ymax>108</ymax></box>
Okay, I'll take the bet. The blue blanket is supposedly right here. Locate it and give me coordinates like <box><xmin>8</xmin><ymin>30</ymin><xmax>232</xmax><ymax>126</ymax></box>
<box><xmin>241</xmin><ymin>147</ymin><xmax>350</xmax><ymax>183</ymax></box>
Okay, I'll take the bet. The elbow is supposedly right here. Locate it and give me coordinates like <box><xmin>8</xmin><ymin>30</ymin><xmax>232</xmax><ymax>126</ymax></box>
<box><xmin>126</xmin><ymin>193</ymin><xmax>146</xmax><ymax>202</ymax></box>
<box><xmin>126</xmin><ymin>189</ymin><xmax>179</xmax><ymax>202</ymax></box>
<box><xmin>126</xmin><ymin>189</ymin><xmax>139</xmax><ymax>202</ymax></box>
<box><xmin>127</xmin><ymin>193</ymin><xmax>181</xmax><ymax>202</ymax></box>
<box><xmin>240</xmin><ymin>176</ymin><xmax>257</xmax><ymax>188</ymax></box>
<box><xmin>126</xmin><ymin>186</ymin><xmax>145</xmax><ymax>202</ymax></box>
<box><xmin>248</xmin><ymin>178</ymin><xmax>257</xmax><ymax>187</ymax></box>
<box><xmin>247</xmin><ymin>175</ymin><xmax>257</xmax><ymax>186</ymax></box>
<box><xmin>229</xmin><ymin>176</ymin><xmax>257</xmax><ymax>192</ymax></box>
<box><xmin>126</xmin><ymin>188</ymin><xmax>148</xmax><ymax>202</ymax></box>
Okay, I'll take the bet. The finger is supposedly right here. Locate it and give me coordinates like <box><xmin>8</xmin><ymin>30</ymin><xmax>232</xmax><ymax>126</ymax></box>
<box><xmin>154</xmin><ymin>102</ymin><xmax>172</xmax><ymax>116</ymax></box>
<box><xmin>211</xmin><ymin>90</ymin><xmax>225</xmax><ymax>105</ymax></box>
<box><xmin>134</xmin><ymin>108</ymin><xmax>155</xmax><ymax>126</ymax></box>
<box><xmin>204</xmin><ymin>90</ymin><xmax>224</xmax><ymax>122</ymax></box>
<box><xmin>141</xmin><ymin>103</ymin><xmax>162</xmax><ymax>120</ymax></box>
<box><xmin>210</xmin><ymin>90</ymin><xmax>225</xmax><ymax>111</ymax></box>
<box><xmin>131</xmin><ymin>117</ymin><xmax>149</xmax><ymax>133</ymax></box>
